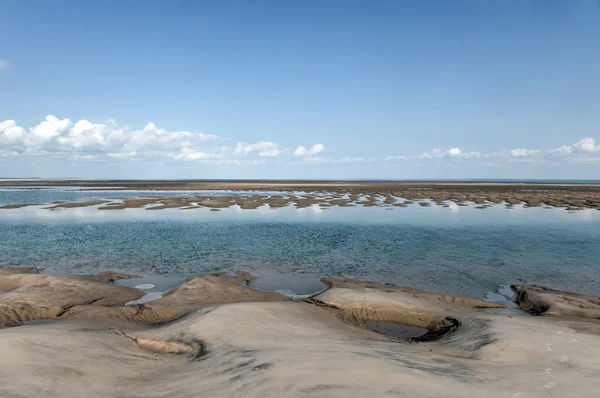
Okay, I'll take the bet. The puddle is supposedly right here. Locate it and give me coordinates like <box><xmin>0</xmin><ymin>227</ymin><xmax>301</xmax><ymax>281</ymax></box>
<box><xmin>126</xmin><ymin>291</ymin><xmax>164</xmax><ymax>305</ymax></box>
<box><xmin>483</xmin><ymin>284</ymin><xmax>526</xmax><ymax>316</ymax></box>
<box><xmin>249</xmin><ymin>270</ymin><xmax>327</xmax><ymax>298</ymax></box>
<box><xmin>135</xmin><ymin>284</ymin><xmax>155</xmax><ymax>290</ymax></box>
<box><xmin>114</xmin><ymin>273</ymin><xmax>187</xmax><ymax>293</ymax></box>
<box><xmin>366</xmin><ymin>320</ymin><xmax>428</xmax><ymax>338</ymax></box>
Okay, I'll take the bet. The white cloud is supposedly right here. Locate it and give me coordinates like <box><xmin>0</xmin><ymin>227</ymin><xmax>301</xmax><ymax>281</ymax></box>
<box><xmin>1</xmin><ymin>115</ymin><xmax>222</xmax><ymax>160</ymax></box>
<box><xmin>0</xmin><ymin>59</ymin><xmax>9</xmax><ymax>70</ymax></box>
<box><xmin>55</xmin><ymin>119</ymin><xmax>123</xmax><ymax>149</ymax></box>
<box><xmin>573</xmin><ymin>137</ymin><xmax>599</xmax><ymax>152</ymax></box>
<box><xmin>510</xmin><ymin>148</ymin><xmax>540</xmax><ymax>157</ymax></box>
<box><xmin>293</xmin><ymin>143</ymin><xmax>326</xmax><ymax>156</ymax></box>
<box><xmin>550</xmin><ymin>145</ymin><xmax>573</xmax><ymax>154</ymax></box>
<box><xmin>1</xmin><ymin>116</ymin><xmax>331</xmax><ymax>166</ymax></box>
<box><xmin>549</xmin><ymin>138</ymin><xmax>600</xmax><ymax>156</ymax></box>
<box><xmin>384</xmin><ymin>155</ymin><xmax>411</xmax><ymax>161</ymax></box>
<box><xmin>446</xmin><ymin>148</ymin><xmax>462</xmax><ymax>157</ymax></box>
<box><xmin>293</xmin><ymin>146</ymin><xmax>307</xmax><ymax>156</ymax></box>
<box><xmin>235</xmin><ymin>141</ymin><xmax>281</xmax><ymax>157</ymax></box>
<box><xmin>0</xmin><ymin>120</ymin><xmax>26</xmax><ymax>144</ymax></box>
<box><xmin>29</xmin><ymin>115</ymin><xmax>71</xmax><ymax>144</ymax></box>
<box><xmin>419</xmin><ymin>147</ymin><xmax>480</xmax><ymax>159</ymax></box>
<box><xmin>3</xmin><ymin>116</ymin><xmax>600</xmax><ymax>171</ymax></box>
<box><xmin>339</xmin><ymin>156</ymin><xmax>372</xmax><ymax>162</ymax></box>
<box><xmin>172</xmin><ymin>147</ymin><xmax>225</xmax><ymax>161</ymax></box>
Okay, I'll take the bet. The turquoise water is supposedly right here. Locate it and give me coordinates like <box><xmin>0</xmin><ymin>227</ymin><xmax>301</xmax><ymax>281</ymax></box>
<box><xmin>1</xmin><ymin>190</ymin><xmax>600</xmax><ymax>299</ymax></box>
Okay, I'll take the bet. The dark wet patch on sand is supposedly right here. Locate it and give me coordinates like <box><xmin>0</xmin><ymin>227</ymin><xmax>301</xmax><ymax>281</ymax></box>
<box><xmin>367</xmin><ymin>320</ymin><xmax>427</xmax><ymax>338</ymax></box>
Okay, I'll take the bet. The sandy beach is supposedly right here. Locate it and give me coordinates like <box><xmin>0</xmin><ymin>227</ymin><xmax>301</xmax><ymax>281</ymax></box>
<box><xmin>4</xmin><ymin>1</ymin><xmax>600</xmax><ymax>396</ymax></box>
<box><xmin>1</xmin><ymin>267</ymin><xmax>600</xmax><ymax>397</ymax></box>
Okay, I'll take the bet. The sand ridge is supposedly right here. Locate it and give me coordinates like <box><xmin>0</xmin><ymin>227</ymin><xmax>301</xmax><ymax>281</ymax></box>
<box><xmin>1</xmin><ymin>269</ymin><xmax>600</xmax><ymax>397</ymax></box>
<box><xmin>0</xmin><ymin>269</ymin><xmax>143</xmax><ymax>327</ymax></box>
<box><xmin>3</xmin><ymin>180</ymin><xmax>600</xmax><ymax>210</ymax></box>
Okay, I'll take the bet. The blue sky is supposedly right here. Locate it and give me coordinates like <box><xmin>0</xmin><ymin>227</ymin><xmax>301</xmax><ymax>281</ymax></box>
<box><xmin>1</xmin><ymin>0</ymin><xmax>600</xmax><ymax>179</ymax></box>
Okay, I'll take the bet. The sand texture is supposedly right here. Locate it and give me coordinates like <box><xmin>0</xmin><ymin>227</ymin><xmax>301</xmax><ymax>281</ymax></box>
<box><xmin>0</xmin><ymin>271</ymin><xmax>143</xmax><ymax>327</ymax></box>
<box><xmin>1</xmin><ymin>270</ymin><xmax>600</xmax><ymax>397</ymax></box>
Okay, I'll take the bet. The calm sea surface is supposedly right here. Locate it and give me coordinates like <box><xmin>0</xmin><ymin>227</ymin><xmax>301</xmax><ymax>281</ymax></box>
<box><xmin>1</xmin><ymin>188</ymin><xmax>600</xmax><ymax>300</ymax></box>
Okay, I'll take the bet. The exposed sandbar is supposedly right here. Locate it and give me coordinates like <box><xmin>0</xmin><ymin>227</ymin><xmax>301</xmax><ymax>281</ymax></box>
<box><xmin>2</xmin><ymin>180</ymin><xmax>600</xmax><ymax>210</ymax></box>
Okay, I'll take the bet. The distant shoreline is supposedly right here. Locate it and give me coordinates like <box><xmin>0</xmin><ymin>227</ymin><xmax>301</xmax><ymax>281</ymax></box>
<box><xmin>2</xmin><ymin>178</ymin><xmax>600</xmax><ymax>186</ymax></box>
<box><xmin>2</xmin><ymin>180</ymin><xmax>600</xmax><ymax>210</ymax></box>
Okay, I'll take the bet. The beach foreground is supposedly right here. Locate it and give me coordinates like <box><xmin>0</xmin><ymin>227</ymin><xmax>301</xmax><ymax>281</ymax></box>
<box><xmin>1</xmin><ymin>268</ymin><xmax>600</xmax><ymax>397</ymax></box>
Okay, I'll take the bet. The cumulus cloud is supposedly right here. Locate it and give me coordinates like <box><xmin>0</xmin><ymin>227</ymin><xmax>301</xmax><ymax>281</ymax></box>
<box><xmin>235</xmin><ymin>141</ymin><xmax>281</xmax><ymax>157</ymax></box>
<box><xmin>550</xmin><ymin>138</ymin><xmax>600</xmax><ymax>156</ymax></box>
<box><xmin>419</xmin><ymin>147</ymin><xmax>480</xmax><ymax>159</ymax></box>
<box><xmin>2</xmin><ymin>116</ymin><xmax>599</xmax><ymax>169</ymax></box>
<box><xmin>1</xmin><ymin>115</ymin><xmax>222</xmax><ymax>160</ymax></box>
<box><xmin>172</xmin><ymin>148</ymin><xmax>225</xmax><ymax>161</ymax></box>
<box><xmin>0</xmin><ymin>59</ymin><xmax>9</xmax><ymax>70</ymax></box>
<box><xmin>573</xmin><ymin>137</ymin><xmax>599</xmax><ymax>152</ymax></box>
<box><xmin>510</xmin><ymin>148</ymin><xmax>540</xmax><ymax>157</ymax></box>
<box><xmin>446</xmin><ymin>148</ymin><xmax>462</xmax><ymax>157</ymax></box>
<box><xmin>445</xmin><ymin>148</ymin><xmax>482</xmax><ymax>158</ymax></box>
<box><xmin>30</xmin><ymin>115</ymin><xmax>72</xmax><ymax>144</ymax></box>
<box><xmin>0</xmin><ymin>120</ymin><xmax>26</xmax><ymax>144</ymax></box>
<box><xmin>550</xmin><ymin>145</ymin><xmax>573</xmax><ymax>154</ymax></box>
<box><xmin>1</xmin><ymin>116</ymin><xmax>332</xmax><ymax>166</ymax></box>
<box><xmin>339</xmin><ymin>156</ymin><xmax>374</xmax><ymax>163</ymax></box>
<box><xmin>293</xmin><ymin>146</ymin><xmax>306</xmax><ymax>156</ymax></box>
<box><xmin>293</xmin><ymin>144</ymin><xmax>326</xmax><ymax>156</ymax></box>
<box><xmin>384</xmin><ymin>155</ymin><xmax>411</xmax><ymax>161</ymax></box>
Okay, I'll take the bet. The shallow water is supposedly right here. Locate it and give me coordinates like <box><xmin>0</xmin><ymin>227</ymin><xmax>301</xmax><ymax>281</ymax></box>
<box><xmin>1</xmin><ymin>189</ymin><xmax>600</xmax><ymax>299</ymax></box>
<box><xmin>0</xmin><ymin>187</ymin><xmax>290</xmax><ymax>205</ymax></box>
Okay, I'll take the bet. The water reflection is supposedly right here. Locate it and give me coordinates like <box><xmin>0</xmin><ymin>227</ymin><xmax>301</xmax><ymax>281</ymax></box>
<box><xmin>1</xmin><ymin>200</ymin><xmax>599</xmax><ymax>225</ymax></box>
<box><xmin>2</xmin><ymin>193</ymin><xmax>600</xmax><ymax>300</ymax></box>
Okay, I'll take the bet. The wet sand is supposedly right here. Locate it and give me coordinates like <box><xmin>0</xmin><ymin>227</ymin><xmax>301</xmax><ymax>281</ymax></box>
<box><xmin>3</xmin><ymin>180</ymin><xmax>600</xmax><ymax>210</ymax></box>
<box><xmin>1</xmin><ymin>267</ymin><xmax>600</xmax><ymax>397</ymax></box>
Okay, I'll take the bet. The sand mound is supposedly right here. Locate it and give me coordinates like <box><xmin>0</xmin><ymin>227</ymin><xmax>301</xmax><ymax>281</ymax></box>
<box><xmin>63</xmin><ymin>304</ymin><xmax>188</xmax><ymax>327</ymax></box>
<box><xmin>4</xmin><ymin>298</ymin><xmax>600</xmax><ymax>397</ymax></box>
<box><xmin>153</xmin><ymin>272</ymin><xmax>287</xmax><ymax>308</ymax></box>
<box><xmin>2</xmin><ymin>273</ymin><xmax>600</xmax><ymax>396</ymax></box>
<box><xmin>315</xmin><ymin>277</ymin><xmax>501</xmax><ymax>330</ymax></box>
<box><xmin>309</xmin><ymin>278</ymin><xmax>509</xmax><ymax>344</ymax></box>
<box><xmin>320</xmin><ymin>277</ymin><xmax>505</xmax><ymax>309</ymax></box>
<box><xmin>111</xmin><ymin>327</ymin><xmax>205</xmax><ymax>357</ymax></box>
<box><xmin>0</xmin><ymin>273</ymin><xmax>143</xmax><ymax>327</ymax></box>
<box><xmin>513</xmin><ymin>284</ymin><xmax>600</xmax><ymax>319</ymax></box>
<box><xmin>92</xmin><ymin>271</ymin><xmax>142</xmax><ymax>283</ymax></box>
<box><xmin>0</xmin><ymin>270</ymin><xmax>289</xmax><ymax>329</ymax></box>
